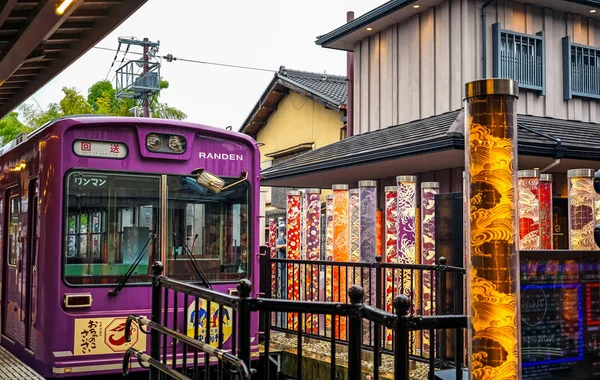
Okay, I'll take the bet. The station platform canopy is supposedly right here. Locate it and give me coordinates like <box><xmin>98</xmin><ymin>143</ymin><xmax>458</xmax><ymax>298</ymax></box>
<box><xmin>0</xmin><ymin>0</ymin><xmax>147</xmax><ymax>119</ymax></box>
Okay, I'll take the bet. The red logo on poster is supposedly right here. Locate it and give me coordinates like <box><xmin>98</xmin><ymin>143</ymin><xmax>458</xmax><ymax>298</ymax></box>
<box><xmin>81</xmin><ymin>142</ymin><xmax>91</xmax><ymax>151</ymax></box>
<box><xmin>104</xmin><ymin>319</ymin><xmax>138</xmax><ymax>352</ymax></box>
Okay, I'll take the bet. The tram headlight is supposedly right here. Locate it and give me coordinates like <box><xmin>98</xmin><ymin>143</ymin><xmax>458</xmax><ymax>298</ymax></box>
<box><xmin>146</xmin><ymin>134</ymin><xmax>161</xmax><ymax>151</ymax></box>
<box><xmin>168</xmin><ymin>135</ymin><xmax>184</xmax><ymax>153</ymax></box>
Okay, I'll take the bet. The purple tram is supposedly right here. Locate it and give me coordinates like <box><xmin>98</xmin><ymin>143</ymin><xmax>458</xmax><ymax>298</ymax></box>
<box><xmin>0</xmin><ymin>116</ymin><xmax>260</xmax><ymax>377</ymax></box>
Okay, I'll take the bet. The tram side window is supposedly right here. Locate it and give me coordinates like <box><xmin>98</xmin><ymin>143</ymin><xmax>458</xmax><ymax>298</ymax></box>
<box><xmin>64</xmin><ymin>172</ymin><xmax>160</xmax><ymax>285</ymax></box>
<box><xmin>8</xmin><ymin>195</ymin><xmax>19</xmax><ymax>266</ymax></box>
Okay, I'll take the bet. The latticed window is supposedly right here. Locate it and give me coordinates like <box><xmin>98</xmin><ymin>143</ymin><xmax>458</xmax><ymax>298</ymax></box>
<box><xmin>562</xmin><ymin>36</ymin><xmax>600</xmax><ymax>100</ymax></box>
<box><xmin>492</xmin><ymin>23</ymin><xmax>545</xmax><ymax>94</ymax></box>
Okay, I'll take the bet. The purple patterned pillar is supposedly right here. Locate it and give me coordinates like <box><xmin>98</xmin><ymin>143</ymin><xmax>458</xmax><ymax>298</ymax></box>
<box><xmin>359</xmin><ymin>180</ymin><xmax>377</xmax><ymax>345</ymax></box>
<box><xmin>421</xmin><ymin>181</ymin><xmax>439</xmax><ymax>357</ymax></box>
<box><xmin>325</xmin><ymin>194</ymin><xmax>334</xmax><ymax>330</ymax></box>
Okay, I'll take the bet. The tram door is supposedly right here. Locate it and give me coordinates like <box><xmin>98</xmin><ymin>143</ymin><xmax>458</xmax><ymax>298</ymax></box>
<box><xmin>1</xmin><ymin>187</ymin><xmax>23</xmax><ymax>344</ymax></box>
<box><xmin>24</xmin><ymin>180</ymin><xmax>38</xmax><ymax>352</ymax></box>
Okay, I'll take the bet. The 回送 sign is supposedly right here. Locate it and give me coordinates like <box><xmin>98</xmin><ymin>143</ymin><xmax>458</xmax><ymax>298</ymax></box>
<box><xmin>73</xmin><ymin>140</ymin><xmax>127</xmax><ymax>159</ymax></box>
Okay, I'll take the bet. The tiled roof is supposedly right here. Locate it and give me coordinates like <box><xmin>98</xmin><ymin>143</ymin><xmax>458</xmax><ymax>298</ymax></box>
<box><xmin>239</xmin><ymin>66</ymin><xmax>347</xmax><ymax>135</ymax></box>
<box><xmin>261</xmin><ymin>109</ymin><xmax>600</xmax><ymax>182</ymax></box>
<box><xmin>278</xmin><ymin>67</ymin><xmax>347</xmax><ymax>106</ymax></box>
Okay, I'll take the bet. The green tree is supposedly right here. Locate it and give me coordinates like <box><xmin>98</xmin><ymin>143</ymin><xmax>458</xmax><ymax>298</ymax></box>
<box><xmin>0</xmin><ymin>112</ymin><xmax>32</xmax><ymax>145</ymax></box>
<box><xmin>60</xmin><ymin>87</ymin><xmax>92</xmax><ymax>115</ymax></box>
<box><xmin>0</xmin><ymin>76</ymin><xmax>186</xmax><ymax>146</ymax></box>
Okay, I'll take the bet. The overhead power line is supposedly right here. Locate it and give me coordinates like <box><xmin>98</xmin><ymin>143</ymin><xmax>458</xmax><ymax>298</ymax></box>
<box><xmin>93</xmin><ymin>46</ymin><xmax>276</xmax><ymax>74</ymax></box>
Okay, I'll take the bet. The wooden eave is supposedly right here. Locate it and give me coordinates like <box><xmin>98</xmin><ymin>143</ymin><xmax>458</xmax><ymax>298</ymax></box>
<box><xmin>0</xmin><ymin>0</ymin><xmax>147</xmax><ymax>119</ymax></box>
<box><xmin>264</xmin><ymin>142</ymin><xmax>314</xmax><ymax>159</ymax></box>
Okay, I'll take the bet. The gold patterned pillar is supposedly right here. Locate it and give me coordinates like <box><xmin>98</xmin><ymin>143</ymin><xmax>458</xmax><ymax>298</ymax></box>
<box><xmin>464</xmin><ymin>79</ymin><xmax>522</xmax><ymax>380</ymax></box>
<box><xmin>567</xmin><ymin>169</ymin><xmax>597</xmax><ymax>250</ymax></box>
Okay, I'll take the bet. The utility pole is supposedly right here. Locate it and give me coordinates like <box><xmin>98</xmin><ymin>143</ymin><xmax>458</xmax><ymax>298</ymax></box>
<box><xmin>142</xmin><ymin>37</ymin><xmax>150</xmax><ymax>117</ymax></box>
<box><xmin>114</xmin><ymin>37</ymin><xmax>160</xmax><ymax>118</ymax></box>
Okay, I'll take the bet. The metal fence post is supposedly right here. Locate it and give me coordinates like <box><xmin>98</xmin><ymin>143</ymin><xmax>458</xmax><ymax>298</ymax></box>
<box><xmin>150</xmin><ymin>261</ymin><xmax>163</xmax><ymax>380</ymax></box>
<box><xmin>238</xmin><ymin>279</ymin><xmax>253</xmax><ymax>369</ymax></box>
<box><xmin>347</xmin><ymin>285</ymin><xmax>364</xmax><ymax>380</ymax></box>
<box><xmin>394</xmin><ymin>295</ymin><xmax>411</xmax><ymax>380</ymax></box>
<box><xmin>374</xmin><ymin>256</ymin><xmax>383</xmax><ymax>380</ymax></box>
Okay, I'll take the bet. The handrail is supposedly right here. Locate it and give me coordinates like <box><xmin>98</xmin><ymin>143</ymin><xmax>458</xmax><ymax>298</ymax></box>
<box><xmin>157</xmin><ymin>276</ymin><xmax>239</xmax><ymax>307</ymax></box>
<box><xmin>124</xmin><ymin>315</ymin><xmax>251</xmax><ymax>380</ymax></box>
<box><xmin>123</xmin><ymin>348</ymin><xmax>191</xmax><ymax>380</ymax></box>
<box><xmin>270</xmin><ymin>257</ymin><xmax>466</xmax><ymax>273</ymax></box>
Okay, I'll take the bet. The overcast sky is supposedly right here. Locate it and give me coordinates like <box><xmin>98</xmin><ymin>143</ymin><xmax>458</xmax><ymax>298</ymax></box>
<box><xmin>22</xmin><ymin>0</ymin><xmax>382</xmax><ymax>129</ymax></box>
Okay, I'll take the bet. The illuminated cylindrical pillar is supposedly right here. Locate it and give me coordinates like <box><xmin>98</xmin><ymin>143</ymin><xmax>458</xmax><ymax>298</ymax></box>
<box><xmin>464</xmin><ymin>78</ymin><xmax>521</xmax><ymax>379</ymax></box>
<box><xmin>568</xmin><ymin>169</ymin><xmax>596</xmax><ymax>250</ymax></box>
<box><xmin>304</xmin><ymin>189</ymin><xmax>321</xmax><ymax>334</ymax></box>
<box><xmin>276</xmin><ymin>216</ymin><xmax>286</xmax><ymax>327</ymax></box>
<box><xmin>333</xmin><ymin>184</ymin><xmax>349</xmax><ymax>340</ymax></box>
<box><xmin>349</xmin><ymin>188</ymin><xmax>361</xmax><ymax>263</ymax></box>
<box><xmin>421</xmin><ymin>181</ymin><xmax>439</xmax><ymax>357</ymax></box>
<box><xmin>377</xmin><ymin>209</ymin><xmax>383</xmax><ymax>258</ymax></box>
<box><xmin>286</xmin><ymin>190</ymin><xmax>301</xmax><ymax>330</ymax></box>
<box><xmin>384</xmin><ymin>186</ymin><xmax>398</xmax><ymax>346</ymax></box>
<box><xmin>539</xmin><ymin>174</ymin><xmax>553</xmax><ymax>250</ymax></box>
<box><xmin>517</xmin><ymin>169</ymin><xmax>541</xmax><ymax>250</ymax></box>
<box><xmin>359</xmin><ymin>180</ymin><xmax>377</xmax><ymax>344</ymax></box>
<box><xmin>396</xmin><ymin>176</ymin><xmax>418</xmax><ymax>299</ymax></box>
<box><xmin>325</xmin><ymin>194</ymin><xmax>334</xmax><ymax>331</ymax></box>
<box><xmin>269</xmin><ymin>218</ymin><xmax>277</xmax><ymax>301</ymax></box>
<box><xmin>349</xmin><ymin>188</ymin><xmax>361</xmax><ymax>292</ymax></box>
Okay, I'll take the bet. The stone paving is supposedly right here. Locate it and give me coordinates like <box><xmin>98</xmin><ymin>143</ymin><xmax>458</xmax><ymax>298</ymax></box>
<box><xmin>0</xmin><ymin>345</ymin><xmax>45</xmax><ymax>379</ymax></box>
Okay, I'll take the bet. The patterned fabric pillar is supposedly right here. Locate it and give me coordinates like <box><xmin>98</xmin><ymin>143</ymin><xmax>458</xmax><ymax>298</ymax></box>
<box><xmin>377</xmin><ymin>209</ymin><xmax>383</xmax><ymax>258</ymax></box>
<box><xmin>359</xmin><ymin>180</ymin><xmax>377</xmax><ymax>344</ymax></box>
<box><xmin>384</xmin><ymin>186</ymin><xmax>398</xmax><ymax>345</ymax></box>
<box><xmin>539</xmin><ymin>174</ymin><xmax>553</xmax><ymax>250</ymax></box>
<box><xmin>349</xmin><ymin>188</ymin><xmax>361</xmax><ymax>298</ymax></box>
<box><xmin>325</xmin><ymin>194</ymin><xmax>334</xmax><ymax>331</ymax></box>
<box><xmin>276</xmin><ymin>217</ymin><xmax>286</xmax><ymax>327</ymax></box>
<box><xmin>396</xmin><ymin>176</ymin><xmax>418</xmax><ymax>301</ymax></box>
<box><xmin>464</xmin><ymin>78</ymin><xmax>521</xmax><ymax>380</ymax></box>
<box><xmin>568</xmin><ymin>169</ymin><xmax>596</xmax><ymax>250</ymax></box>
<box><xmin>304</xmin><ymin>189</ymin><xmax>321</xmax><ymax>334</ymax></box>
<box><xmin>286</xmin><ymin>190</ymin><xmax>301</xmax><ymax>330</ymax></box>
<box><xmin>517</xmin><ymin>169</ymin><xmax>541</xmax><ymax>250</ymax></box>
<box><xmin>421</xmin><ymin>181</ymin><xmax>439</xmax><ymax>357</ymax></box>
<box><xmin>332</xmin><ymin>184</ymin><xmax>349</xmax><ymax>340</ymax></box>
<box><xmin>269</xmin><ymin>218</ymin><xmax>277</xmax><ymax>299</ymax></box>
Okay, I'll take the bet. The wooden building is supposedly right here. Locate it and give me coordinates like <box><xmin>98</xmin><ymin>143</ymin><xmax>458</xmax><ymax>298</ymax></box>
<box><xmin>261</xmin><ymin>0</ymin><xmax>600</xmax><ymax>249</ymax></box>
<box><xmin>240</xmin><ymin>66</ymin><xmax>347</xmax><ymax>215</ymax></box>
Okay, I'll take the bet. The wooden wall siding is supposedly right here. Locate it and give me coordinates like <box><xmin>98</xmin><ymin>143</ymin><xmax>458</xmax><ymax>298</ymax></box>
<box><xmin>353</xmin><ymin>0</ymin><xmax>600</xmax><ymax>134</ymax></box>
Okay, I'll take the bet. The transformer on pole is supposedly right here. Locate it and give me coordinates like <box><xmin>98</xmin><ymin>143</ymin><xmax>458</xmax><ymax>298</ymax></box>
<box><xmin>114</xmin><ymin>37</ymin><xmax>161</xmax><ymax>117</ymax></box>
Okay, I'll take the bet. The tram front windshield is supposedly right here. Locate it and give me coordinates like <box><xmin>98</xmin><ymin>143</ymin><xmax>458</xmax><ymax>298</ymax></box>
<box><xmin>63</xmin><ymin>171</ymin><xmax>249</xmax><ymax>286</ymax></box>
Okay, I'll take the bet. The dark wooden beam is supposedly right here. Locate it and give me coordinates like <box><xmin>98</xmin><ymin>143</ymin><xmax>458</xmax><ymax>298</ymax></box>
<box><xmin>0</xmin><ymin>0</ymin><xmax>147</xmax><ymax>118</ymax></box>
<box><xmin>11</xmin><ymin>69</ymin><xmax>40</xmax><ymax>77</ymax></box>
<box><xmin>0</xmin><ymin>0</ymin><xmax>18</xmax><ymax>30</ymax></box>
<box><xmin>48</xmin><ymin>33</ymin><xmax>81</xmax><ymax>43</ymax></box>
<box><xmin>69</xmin><ymin>9</ymin><xmax>109</xmax><ymax>19</ymax></box>
<box><xmin>0</xmin><ymin>0</ymin><xmax>84</xmax><ymax>83</ymax></box>
<box><xmin>57</xmin><ymin>21</ymin><xmax>95</xmax><ymax>32</ymax></box>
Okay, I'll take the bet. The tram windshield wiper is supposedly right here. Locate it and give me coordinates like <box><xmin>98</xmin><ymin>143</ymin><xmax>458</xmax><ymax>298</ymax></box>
<box><xmin>108</xmin><ymin>234</ymin><xmax>156</xmax><ymax>296</ymax></box>
<box><xmin>174</xmin><ymin>233</ymin><xmax>212</xmax><ymax>289</ymax></box>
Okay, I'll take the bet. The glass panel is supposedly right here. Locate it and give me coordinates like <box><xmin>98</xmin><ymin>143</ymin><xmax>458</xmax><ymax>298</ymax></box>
<box><xmin>165</xmin><ymin>175</ymin><xmax>249</xmax><ymax>282</ymax></box>
<box><xmin>8</xmin><ymin>195</ymin><xmax>19</xmax><ymax>266</ymax></box>
<box><xmin>63</xmin><ymin>171</ymin><xmax>160</xmax><ymax>285</ymax></box>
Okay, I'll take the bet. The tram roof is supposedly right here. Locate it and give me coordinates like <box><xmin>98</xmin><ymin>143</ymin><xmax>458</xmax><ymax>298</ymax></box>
<box><xmin>0</xmin><ymin>0</ymin><xmax>147</xmax><ymax>120</ymax></box>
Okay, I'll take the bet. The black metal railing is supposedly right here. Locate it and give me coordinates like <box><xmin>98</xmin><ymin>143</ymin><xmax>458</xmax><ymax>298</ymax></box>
<box><xmin>124</xmin><ymin>260</ymin><xmax>468</xmax><ymax>379</ymax></box>
<box><xmin>262</xmin><ymin>252</ymin><xmax>466</xmax><ymax>367</ymax></box>
<box><xmin>122</xmin><ymin>261</ymin><xmax>253</xmax><ymax>380</ymax></box>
